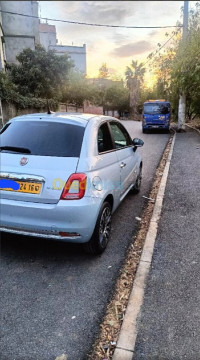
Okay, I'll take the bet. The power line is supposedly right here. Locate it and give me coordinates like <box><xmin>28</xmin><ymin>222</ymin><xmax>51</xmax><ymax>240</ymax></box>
<box><xmin>0</xmin><ymin>9</ymin><xmax>183</xmax><ymax>29</ymax></box>
<box><xmin>143</xmin><ymin>31</ymin><xmax>178</xmax><ymax>67</ymax></box>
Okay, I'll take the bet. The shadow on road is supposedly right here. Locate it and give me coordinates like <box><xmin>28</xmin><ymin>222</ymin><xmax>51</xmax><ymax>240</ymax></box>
<box><xmin>1</xmin><ymin>231</ymin><xmax>87</xmax><ymax>263</ymax></box>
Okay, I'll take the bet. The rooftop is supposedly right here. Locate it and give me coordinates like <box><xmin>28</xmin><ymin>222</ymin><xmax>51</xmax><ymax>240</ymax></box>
<box><xmin>39</xmin><ymin>23</ymin><xmax>56</xmax><ymax>33</ymax></box>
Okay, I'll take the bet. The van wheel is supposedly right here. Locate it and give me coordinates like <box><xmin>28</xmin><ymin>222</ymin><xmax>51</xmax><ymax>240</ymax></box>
<box><xmin>132</xmin><ymin>166</ymin><xmax>142</xmax><ymax>194</ymax></box>
<box><xmin>83</xmin><ymin>202</ymin><xmax>112</xmax><ymax>255</ymax></box>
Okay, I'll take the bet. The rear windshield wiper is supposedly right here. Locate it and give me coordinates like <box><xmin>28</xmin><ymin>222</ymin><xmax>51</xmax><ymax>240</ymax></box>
<box><xmin>0</xmin><ymin>146</ymin><xmax>31</xmax><ymax>154</ymax></box>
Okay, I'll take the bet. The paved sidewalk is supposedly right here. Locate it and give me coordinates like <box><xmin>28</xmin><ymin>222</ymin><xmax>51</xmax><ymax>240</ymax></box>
<box><xmin>133</xmin><ymin>129</ymin><xmax>200</xmax><ymax>359</ymax></box>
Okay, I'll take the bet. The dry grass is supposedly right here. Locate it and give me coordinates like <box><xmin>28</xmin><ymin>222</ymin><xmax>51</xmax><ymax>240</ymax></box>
<box><xmin>187</xmin><ymin>117</ymin><xmax>200</xmax><ymax>130</ymax></box>
<box><xmin>88</xmin><ymin>134</ymin><xmax>174</xmax><ymax>360</ymax></box>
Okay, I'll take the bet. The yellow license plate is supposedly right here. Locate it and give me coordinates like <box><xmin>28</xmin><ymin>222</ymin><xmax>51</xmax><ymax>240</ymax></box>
<box><xmin>0</xmin><ymin>180</ymin><xmax>42</xmax><ymax>194</ymax></box>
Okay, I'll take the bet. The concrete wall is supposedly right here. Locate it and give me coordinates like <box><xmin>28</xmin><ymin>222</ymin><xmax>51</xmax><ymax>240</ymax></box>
<box><xmin>104</xmin><ymin>110</ymin><xmax>119</xmax><ymax>118</ymax></box>
<box><xmin>39</xmin><ymin>23</ymin><xmax>57</xmax><ymax>50</ymax></box>
<box><xmin>59</xmin><ymin>102</ymin><xmax>103</xmax><ymax>115</ymax></box>
<box><xmin>83</xmin><ymin>101</ymin><xmax>103</xmax><ymax>115</ymax></box>
<box><xmin>1</xmin><ymin>101</ymin><xmax>45</xmax><ymax>126</ymax></box>
<box><xmin>0</xmin><ymin>2</ymin><xmax>5</xmax><ymax>69</ymax></box>
<box><xmin>0</xmin><ymin>0</ymin><xmax>39</xmax><ymax>63</ymax></box>
<box><xmin>39</xmin><ymin>31</ymin><xmax>57</xmax><ymax>50</ymax></box>
<box><xmin>1</xmin><ymin>101</ymin><xmax>103</xmax><ymax>128</ymax></box>
<box><xmin>50</xmin><ymin>44</ymin><xmax>86</xmax><ymax>74</ymax></box>
<box><xmin>4</xmin><ymin>37</ymin><xmax>35</xmax><ymax>63</ymax></box>
<box><xmin>31</xmin><ymin>1</ymin><xmax>40</xmax><ymax>43</ymax></box>
<box><xmin>1</xmin><ymin>102</ymin><xmax>16</xmax><ymax>125</ymax></box>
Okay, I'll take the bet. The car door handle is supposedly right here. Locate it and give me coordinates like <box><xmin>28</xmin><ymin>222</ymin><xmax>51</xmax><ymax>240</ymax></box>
<box><xmin>120</xmin><ymin>162</ymin><xmax>126</xmax><ymax>168</ymax></box>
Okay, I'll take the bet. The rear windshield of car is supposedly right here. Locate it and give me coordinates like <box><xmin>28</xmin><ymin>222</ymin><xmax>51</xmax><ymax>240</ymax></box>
<box><xmin>143</xmin><ymin>103</ymin><xmax>170</xmax><ymax>115</ymax></box>
<box><xmin>0</xmin><ymin>121</ymin><xmax>85</xmax><ymax>157</ymax></box>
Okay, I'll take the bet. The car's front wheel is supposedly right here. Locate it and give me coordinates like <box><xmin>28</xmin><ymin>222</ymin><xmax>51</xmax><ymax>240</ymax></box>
<box><xmin>83</xmin><ymin>201</ymin><xmax>112</xmax><ymax>255</ymax></box>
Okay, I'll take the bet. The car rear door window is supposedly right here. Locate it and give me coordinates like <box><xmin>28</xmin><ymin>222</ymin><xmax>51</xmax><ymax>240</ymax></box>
<box><xmin>98</xmin><ymin>122</ymin><xmax>114</xmax><ymax>153</ymax></box>
<box><xmin>109</xmin><ymin>122</ymin><xmax>132</xmax><ymax>149</ymax></box>
<box><xmin>0</xmin><ymin>121</ymin><xmax>85</xmax><ymax>157</ymax></box>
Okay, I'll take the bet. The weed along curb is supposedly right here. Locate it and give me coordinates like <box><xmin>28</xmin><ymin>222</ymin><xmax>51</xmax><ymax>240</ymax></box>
<box><xmin>112</xmin><ymin>133</ymin><xmax>176</xmax><ymax>360</ymax></box>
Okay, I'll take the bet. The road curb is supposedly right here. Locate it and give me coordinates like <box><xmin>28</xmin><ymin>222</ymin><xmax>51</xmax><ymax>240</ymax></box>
<box><xmin>112</xmin><ymin>133</ymin><xmax>176</xmax><ymax>360</ymax></box>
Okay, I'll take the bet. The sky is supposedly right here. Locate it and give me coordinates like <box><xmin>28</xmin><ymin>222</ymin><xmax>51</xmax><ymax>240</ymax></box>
<box><xmin>39</xmin><ymin>1</ymin><xmax>197</xmax><ymax>81</ymax></box>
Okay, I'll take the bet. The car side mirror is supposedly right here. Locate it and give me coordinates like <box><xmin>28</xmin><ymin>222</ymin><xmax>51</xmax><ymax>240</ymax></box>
<box><xmin>132</xmin><ymin>138</ymin><xmax>144</xmax><ymax>147</ymax></box>
<box><xmin>132</xmin><ymin>138</ymin><xmax>144</xmax><ymax>152</ymax></box>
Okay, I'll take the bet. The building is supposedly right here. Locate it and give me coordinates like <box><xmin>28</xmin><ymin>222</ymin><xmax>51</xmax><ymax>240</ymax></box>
<box><xmin>39</xmin><ymin>22</ymin><xmax>86</xmax><ymax>74</ymax></box>
<box><xmin>0</xmin><ymin>2</ymin><xmax>5</xmax><ymax>70</ymax></box>
<box><xmin>0</xmin><ymin>1</ymin><xmax>86</xmax><ymax>73</ymax></box>
<box><xmin>49</xmin><ymin>44</ymin><xmax>86</xmax><ymax>74</ymax></box>
<box><xmin>0</xmin><ymin>0</ymin><xmax>39</xmax><ymax>65</ymax></box>
<box><xmin>39</xmin><ymin>23</ymin><xmax>57</xmax><ymax>50</ymax></box>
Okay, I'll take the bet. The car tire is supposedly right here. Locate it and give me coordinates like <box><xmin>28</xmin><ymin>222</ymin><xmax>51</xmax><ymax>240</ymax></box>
<box><xmin>142</xmin><ymin>127</ymin><xmax>146</xmax><ymax>133</ymax></box>
<box><xmin>132</xmin><ymin>165</ymin><xmax>142</xmax><ymax>194</ymax></box>
<box><xmin>83</xmin><ymin>201</ymin><xmax>112</xmax><ymax>255</ymax></box>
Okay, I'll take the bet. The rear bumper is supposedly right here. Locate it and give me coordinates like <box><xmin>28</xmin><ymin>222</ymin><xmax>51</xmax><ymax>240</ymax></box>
<box><xmin>0</xmin><ymin>226</ymin><xmax>82</xmax><ymax>241</ymax></box>
<box><xmin>0</xmin><ymin>197</ymin><xmax>102</xmax><ymax>243</ymax></box>
<box><xmin>143</xmin><ymin>123</ymin><xmax>169</xmax><ymax>129</ymax></box>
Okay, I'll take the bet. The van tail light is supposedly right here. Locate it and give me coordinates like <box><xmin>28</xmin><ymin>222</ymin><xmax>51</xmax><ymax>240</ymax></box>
<box><xmin>60</xmin><ymin>173</ymin><xmax>87</xmax><ymax>200</ymax></box>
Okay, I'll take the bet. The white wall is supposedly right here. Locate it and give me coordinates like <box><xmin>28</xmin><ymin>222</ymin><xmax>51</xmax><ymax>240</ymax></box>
<box><xmin>0</xmin><ymin>3</ymin><xmax>5</xmax><ymax>70</ymax></box>
<box><xmin>0</xmin><ymin>0</ymin><xmax>39</xmax><ymax>63</ymax></box>
<box><xmin>39</xmin><ymin>31</ymin><xmax>57</xmax><ymax>50</ymax></box>
<box><xmin>49</xmin><ymin>44</ymin><xmax>86</xmax><ymax>74</ymax></box>
<box><xmin>4</xmin><ymin>37</ymin><xmax>35</xmax><ymax>63</ymax></box>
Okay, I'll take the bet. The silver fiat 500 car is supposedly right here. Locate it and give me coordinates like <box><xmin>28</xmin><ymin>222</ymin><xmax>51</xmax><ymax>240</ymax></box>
<box><xmin>0</xmin><ymin>113</ymin><xmax>144</xmax><ymax>254</ymax></box>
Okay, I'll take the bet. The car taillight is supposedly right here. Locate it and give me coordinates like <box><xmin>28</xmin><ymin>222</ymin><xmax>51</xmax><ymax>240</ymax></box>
<box><xmin>60</xmin><ymin>173</ymin><xmax>87</xmax><ymax>200</ymax></box>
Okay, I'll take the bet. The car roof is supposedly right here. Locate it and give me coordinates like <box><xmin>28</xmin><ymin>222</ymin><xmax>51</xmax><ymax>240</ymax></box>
<box><xmin>8</xmin><ymin>112</ymin><xmax>102</xmax><ymax>127</ymax></box>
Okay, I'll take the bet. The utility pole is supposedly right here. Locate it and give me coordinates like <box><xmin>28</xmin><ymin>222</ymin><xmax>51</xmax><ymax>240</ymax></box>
<box><xmin>178</xmin><ymin>1</ymin><xmax>189</xmax><ymax>130</ymax></box>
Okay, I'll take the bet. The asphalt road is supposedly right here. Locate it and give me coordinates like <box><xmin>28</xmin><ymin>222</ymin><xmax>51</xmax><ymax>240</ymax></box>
<box><xmin>0</xmin><ymin>121</ymin><xmax>170</xmax><ymax>360</ymax></box>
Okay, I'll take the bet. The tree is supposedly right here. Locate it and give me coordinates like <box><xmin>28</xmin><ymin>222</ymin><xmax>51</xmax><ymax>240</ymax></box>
<box><xmin>8</xmin><ymin>44</ymin><xmax>74</xmax><ymax>99</ymax></box>
<box><xmin>146</xmin><ymin>29</ymin><xmax>181</xmax><ymax>118</ymax></box>
<box><xmin>140</xmin><ymin>85</ymin><xmax>157</xmax><ymax>105</ymax></box>
<box><xmin>62</xmin><ymin>71</ymin><xmax>102</xmax><ymax>108</ymax></box>
<box><xmin>170</xmin><ymin>3</ymin><xmax>200</xmax><ymax>120</ymax></box>
<box><xmin>146</xmin><ymin>3</ymin><xmax>200</xmax><ymax>121</ymax></box>
<box><xmin>125</xmin><ymin>60</ymin><xmax>145</xmax><ymax>119</ymax></box>
<box><xmin>98</xmin><ymin>63</ymin><xmax>109</xmax><ymax>78</ymax></box>
<box><xmin>0</xmin><ymin>71</ymin><xmax>18</xmax><ymax>102</ymax></box>
<box><xmin>104</xmin><ymin>82</ymin><xmax>129</xmax><ymax>116</ymax></box>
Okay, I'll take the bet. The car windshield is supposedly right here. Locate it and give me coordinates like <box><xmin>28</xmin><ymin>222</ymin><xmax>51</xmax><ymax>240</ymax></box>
<box><xmin>0</xmin><ymin>121</ymin><xmax>85</xmax><ymax>157</ymax></box>
<box><xmin>143</xmin><ymin>103</ymin><xmax>170</xmax><ymax>115</ymax></box>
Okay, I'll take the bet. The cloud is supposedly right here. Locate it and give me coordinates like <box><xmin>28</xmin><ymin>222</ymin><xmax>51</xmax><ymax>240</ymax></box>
<box><xmin>111</xmin><ymin>41</ymin><xmax>154</xmax><ymax>57</ymax></box>
<box><xmin>148</xmin><ymin>30</ymin><xmax>159</xmax><ymax>37</ymax></box>
<box><xmin>112</xmin><ymin>32</ymin><xmax>132</xmax><ymax>45</ymax></box>
<box><xmin>54</xmin><ymin>1</ymin><xmax>135</xmax><ymax>24</ymax></box>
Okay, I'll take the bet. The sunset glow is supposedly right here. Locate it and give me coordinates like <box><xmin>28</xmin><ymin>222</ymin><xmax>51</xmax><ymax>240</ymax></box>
<box><xmin>39</xmin><ymin>1</ymin><xmax>197</xmax><ymax>79</ymax></box>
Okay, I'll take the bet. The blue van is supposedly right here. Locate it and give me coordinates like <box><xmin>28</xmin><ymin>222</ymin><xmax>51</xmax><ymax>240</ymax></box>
<box><xmin>142</xmin><ymin>100</ymin><xmax>171</xmax><ymax>133</ymax></box>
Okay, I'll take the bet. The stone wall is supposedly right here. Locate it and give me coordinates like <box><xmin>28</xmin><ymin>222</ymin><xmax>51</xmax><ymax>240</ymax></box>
<box><xmin>83</xmin><ymin>101</ymin><xmax>103</xmax><ymax>115</ymax></box>
<box><xmin>1</xmin><ymin>101</ymin><xmax>104</xmax><ymax>129</ymax></box>
<box><xmin>1</xmin><ymin>101</ymin><xmax>45</xmax><ymax>126</ymax></box>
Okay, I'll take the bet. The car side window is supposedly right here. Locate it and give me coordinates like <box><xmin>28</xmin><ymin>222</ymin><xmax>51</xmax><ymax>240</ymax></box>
<box><xmin>98</xmin><ymin>122</ymin><xmax>114</xmax><ymax>153</ymax></box>
<box><xmin>109</xmin><ymin>122</ymin><xmax>132</xmax><ymax>149</ymax></box>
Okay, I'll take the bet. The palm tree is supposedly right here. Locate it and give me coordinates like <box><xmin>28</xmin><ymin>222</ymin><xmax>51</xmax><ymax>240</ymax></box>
<box><xmin>125</xmin><ymin>60</ymin><xmax>145</xmax><ymax>119</ymax></box>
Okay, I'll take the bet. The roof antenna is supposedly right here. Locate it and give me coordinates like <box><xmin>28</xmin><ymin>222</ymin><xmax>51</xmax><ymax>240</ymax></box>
<box><xmin>47</xmin><ymin>100</ymin><xmax>52</xmax><ymax>115</ymax></box>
